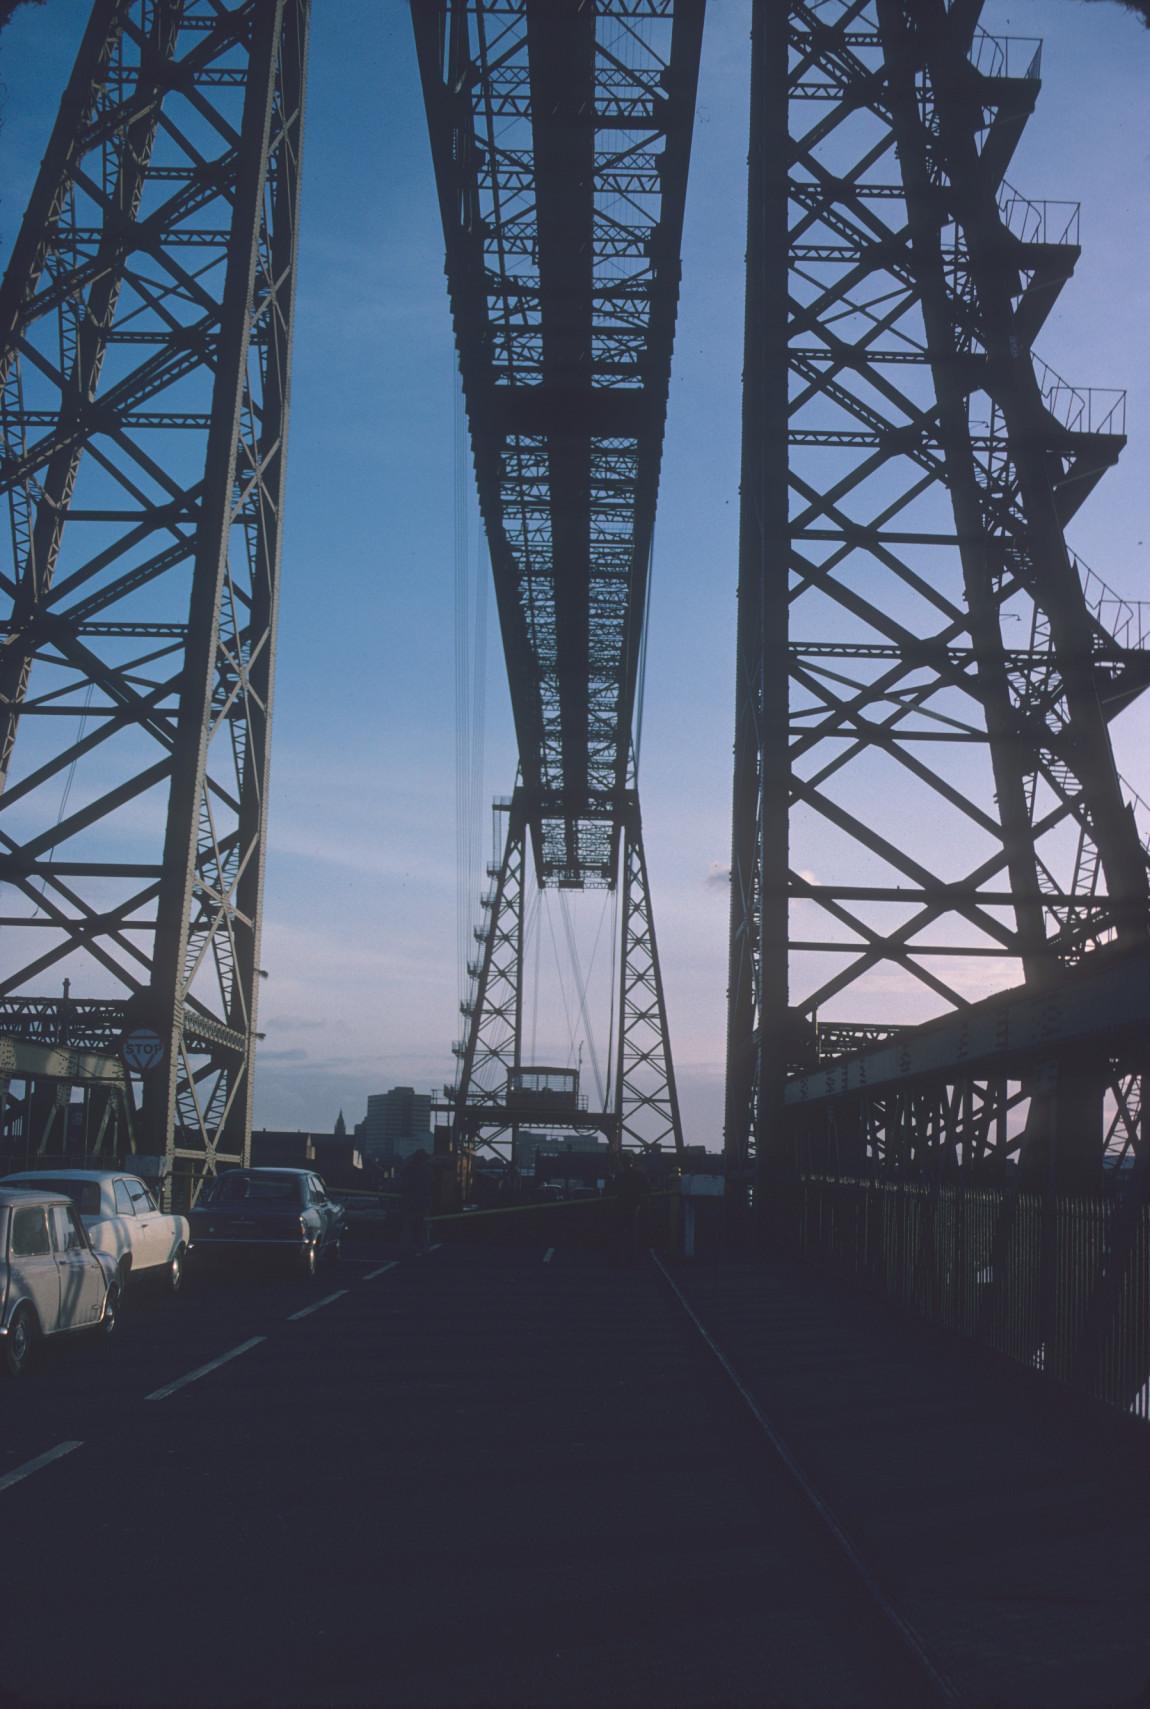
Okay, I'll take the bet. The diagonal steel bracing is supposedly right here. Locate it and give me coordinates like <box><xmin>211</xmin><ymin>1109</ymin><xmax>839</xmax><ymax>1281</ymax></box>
<box><xmin>727</xmin><ymin>0</ymin><xmax>1150</xmax><ymax>1198</ymax></box>
<box><xmin>0</xmin><ymin>0</ymin><xmax>309</xmax><ymax>1206</ymax></box>
<box><xmin>614</xmin><ymin>792</ymin><xmax>682</xmax><ymax>1154</ymax></box>
<box><xmin>413</xmin><ymin>0</ymin><xmax>704</xmax><ymax>886</ymax></box>
<box><xmin>447</xmin><ymin>784</ymin><xmax>682</xmax><ymax>1161</ymax></box>
<box><xmin>416</xmin><ymin>1</ymin><xmax>701</xmax><ymax>1161</ymax></box>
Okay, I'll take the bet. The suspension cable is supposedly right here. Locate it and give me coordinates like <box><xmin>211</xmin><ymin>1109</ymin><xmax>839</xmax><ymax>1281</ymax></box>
<box><xmin>543</xmin><ymin>892</ymin><xmax>580</xmax><ymax>1073</ymax></box>
<box><xmin>559</xmin><ymin>890</ymin><xmax>605</xmax><ymax>1107</ymax></box>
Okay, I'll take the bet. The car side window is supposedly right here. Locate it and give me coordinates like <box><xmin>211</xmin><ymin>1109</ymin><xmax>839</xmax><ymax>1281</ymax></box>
<box><xmin>311</xmin><ymin>1178</ymin><xmax>327</xmax><ymax>1204</ymax></box>
<box><xmin>50</xmin><ymin>1205</ymin><xmax>85</xmax><ymax>1254</ymax></box>
<box><xmin>11</xmin><ymin>1206</ymin><xmax>51</xmax><ymax>1257</ymax></box>
<box><xmin>113</xmin><ymin>1180</ymin><xmax>136</xmax><ymax>1216</ymax></box>
<box><xmin>128</xmin><ymin>1181</ymin><xmax>155</xmax><ymax>1213</ymax></box>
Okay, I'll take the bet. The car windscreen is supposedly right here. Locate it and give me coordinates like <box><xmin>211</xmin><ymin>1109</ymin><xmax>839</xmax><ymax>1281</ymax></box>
<box><xmin>207</xmin><ymin>1174</ymin><xmax>301</xmax><ymax>1205</ymax></box>
<box><xmin>5</xmin><ymin>1178</ymin><xmax>101</xmax><ymax>1217</ymax></box>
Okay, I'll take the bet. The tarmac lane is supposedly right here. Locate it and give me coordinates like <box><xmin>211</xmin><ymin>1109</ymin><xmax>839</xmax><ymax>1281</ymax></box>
<box><xmin>1</xmin><ymin>1243</ymin><xmax>926</xmax><ymax>1709</ymax></box>
<box><xmin>0</xmin><ymin>1245</ymin><xmax>365</xmax><ymax>1472</ymax></box>
<box><xmin>673</xmin><ymin>1258</ymin><xmax>1150</xmax><ymax>1708</ymax></box>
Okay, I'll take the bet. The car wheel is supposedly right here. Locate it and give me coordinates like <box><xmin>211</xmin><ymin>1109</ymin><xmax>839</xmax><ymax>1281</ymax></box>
<box><xmin>117</xmin><ymin>1256</ymin><xmax>132</xmax><ymax>1296</ymax></box>
<box><xmin>100</xmin><ymin>1282</ymin><xmax>121</xmax><ymax>1339</ymax></box>
<box><xmin>167</xmin><ymin>1244</ymin><xmax>186</xmax><ymax>1295</ymax></box>
<box><xmin>327</xmin><ymin>1236</ymin><xmax>342</xmax><ymax>1267</ymax></box>
<box><xmin>298</xmin><ymin>1241</ymin><xmax>318</xmax><ymax>1279</ymax></box>
<box><xmin>4</xmin><ymin>1304</ymin><xmax>37</xmax><ymax>1378</ymax></box>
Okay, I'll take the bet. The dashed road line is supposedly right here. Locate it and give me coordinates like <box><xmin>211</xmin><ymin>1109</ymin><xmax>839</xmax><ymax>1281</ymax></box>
<box><xmin>287</xmin><ymin>1289</ymin><xmax>348</xmax><ymax>1321</ymax></box>
<box><xmin>428</xmin><ymin>1243</ymin><xmax>443</xmax><ymax>1253</ymax></box>
<box><xmin>543</xmin><ymin>1247</ymin><xmax>555</xmax><ymax>1263</ymax></box>
<box><xmin>145</xmin><ymin>1337</ymin><xmax>266</xmax><ymax>1401</ymax></box>
<box><xmin>0</xmin><ymin>1441</ymin><xmax>83</xmax><ymax>1495</ymax></box>
<box><xmin>362</xmin><ymin>1262</ymin><xmax>398</xmax><ymax>1281</ymax></box>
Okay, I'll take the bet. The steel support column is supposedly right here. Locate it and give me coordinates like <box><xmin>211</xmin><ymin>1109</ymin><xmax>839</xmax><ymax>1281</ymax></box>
<box><xmin>725</xmin><ymin>0</ymin><xmax>791</xmax><ymax>1216</ymax></box>
<box><xmin>726</xmin><ymin>2</ymin><xmax>1150</xmax><ymax>1202</ymax></box>
<box><xmin>448</xmin><ymin>784</ymin><xmax>681</xmax><ymax>1163</ymax></box>
<box><xmin>615</xmin><ymin>794</ymin><xmax>684</xmax><ymax>1157</ymax></box>
<box><xmin>1</xmin><ymin>1</ymin><xmax>310</xmax><ymax>1207</ymax></box>
<box><xmin>447</xmin><ymin>794</ymin><xmax>527</xmax><ymax>1158</ymax></box>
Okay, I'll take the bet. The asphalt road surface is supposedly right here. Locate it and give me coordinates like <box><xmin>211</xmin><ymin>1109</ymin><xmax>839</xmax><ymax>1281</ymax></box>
<box><xmin>2</xmin><ymin>1240</ymin><xmax>927</xmax><ymax>1709</ymax></box>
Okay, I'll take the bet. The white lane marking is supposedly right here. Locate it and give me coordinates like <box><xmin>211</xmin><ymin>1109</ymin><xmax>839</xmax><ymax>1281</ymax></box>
<box><xmin>428</xmin><ymin>1243</ymin><xmax>443</xmax><ymax>1253</ymax></box>
<box><xmin>543</xmin><ymin>1247</ymin><xmax>555</xmax><ymax>1263</ymax></box>
<box><xmin>145</xmin><ymin>1337</ymin><xmax>266</xmax><ymax>1402</ymax></box>
<box><xmin>0</xmin><ymin>1441</ymin><xmax>83</xmax><ymax>1495</ymax></box>
<box><xmin>362</xmin><ymin>1262</ymin><xmax>398</xmax><ymax>1281</ymax></box>
<box><xmin>287</xmin><ymin>1289</ymin><xmax>348</xmax><ymax>1321</ymax></box>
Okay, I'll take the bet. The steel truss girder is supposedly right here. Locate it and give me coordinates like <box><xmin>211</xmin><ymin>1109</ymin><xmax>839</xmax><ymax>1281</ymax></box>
<box><xmin>0</xmin><ymin>0</ymin><xmax>309</xmax><ymax>1206</ymax></box>
<box><xmin>446</xmin><ymin>785</ymin><xmax>682</xmax><ymax>1162</ymax></box>
<box><xmin>795</xmin><ymin>1077</ymin><xmax>1025</xmax><ymax>1182</ymax></box>
<box><xmin>726</xmin><ymin>0</ymin><xmax>1150</xmax><ymax>1196</ymax></box>
<box><xmin>0</xmin><ymin>1015</ymin><xmax>136</xmax><ymax>1168</ymax></box>
<box><xmin>788</xmin><ymin>941</ymin><xmax>1149</xmax><ymax>1188</ymax></box>
<box><xmin>412</xmin><ymin>0</ymin><xmax>704</xmax><ymax>884</ymax></box>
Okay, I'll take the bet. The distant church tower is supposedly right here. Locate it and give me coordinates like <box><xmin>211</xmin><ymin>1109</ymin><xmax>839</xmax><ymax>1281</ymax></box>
<box><xmin>334</xmin><ymin>1109</ymin><xmax>346</xmax><ymax>1139</ymax></box>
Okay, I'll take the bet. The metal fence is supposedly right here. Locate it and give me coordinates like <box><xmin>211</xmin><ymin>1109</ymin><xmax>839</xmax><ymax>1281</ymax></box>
<box><xmin>791</xmin><ymin>1177</ymin><xmax>1150</xmax><ymax>1425</ymax></box>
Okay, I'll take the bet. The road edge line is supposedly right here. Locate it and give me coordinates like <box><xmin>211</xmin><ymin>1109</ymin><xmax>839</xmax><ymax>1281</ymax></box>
<box><xmin>649</xmin><ymin>1250</ymin><xmax>962</xmax><ymax>1708</ymax></box>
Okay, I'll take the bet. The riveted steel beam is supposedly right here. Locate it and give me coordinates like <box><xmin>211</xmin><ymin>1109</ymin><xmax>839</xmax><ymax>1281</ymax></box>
<box><xmin>1</xmin><ymin>0</ymin><xmax>310</xmax><ymax>1208</ymax></box>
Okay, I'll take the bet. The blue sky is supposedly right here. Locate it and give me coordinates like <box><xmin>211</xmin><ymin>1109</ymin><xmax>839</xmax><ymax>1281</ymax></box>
<box><xmin>2</xmin><ymin>1</ymin><xmax>1148</xmax><ymax>1144</ymax></box>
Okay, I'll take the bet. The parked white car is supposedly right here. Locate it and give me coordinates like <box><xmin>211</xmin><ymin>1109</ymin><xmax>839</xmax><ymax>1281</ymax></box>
<box><xmin>2</xmin><ymin>1170</ymin><xmax>190</xmax><ymax>1294</ymax></box>
<box><xmin>1</xmin><ymin>1186</ymin><xmax>120</xmax><ymax>1376</ymax></box>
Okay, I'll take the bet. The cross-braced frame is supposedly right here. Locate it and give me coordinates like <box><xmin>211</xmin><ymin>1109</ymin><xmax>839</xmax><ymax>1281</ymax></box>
<box><xmin>0</xmin><ymin>0</ymin><xmax>309</xmax><ymax>1205</ymax></box>
<box><xmin>446</xmin><ymin>785</ymin><xmax>683</xmax><ymax>1162</ymax></box>
<box><xmin>726</xmin><ymin>0</ymin><xmax>1150</xmax><ymax>1197</ymax></box>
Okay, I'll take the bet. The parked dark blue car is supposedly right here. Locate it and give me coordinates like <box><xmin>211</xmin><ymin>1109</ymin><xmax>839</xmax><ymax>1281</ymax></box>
<box><xmin>188</xmin><ymin>1168</ymin><xmax>346</xmax><ymax>1277</ymax></box>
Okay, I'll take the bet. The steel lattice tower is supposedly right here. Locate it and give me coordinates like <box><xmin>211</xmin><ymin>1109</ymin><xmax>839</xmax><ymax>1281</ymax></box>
<box><xmin>414</xmin><ymin>0</ymin><xmax>702</xmax><ymax>1164</ymax></box>
<box><xmin>726</xmin><ymin>0</ymin><xmax>1150</xmax><ymax>1204</ymax></box>
<box><xmin>0</xmin><ymin>0</ymin><xmax>309</xmax><ymax>1206</ymax></box>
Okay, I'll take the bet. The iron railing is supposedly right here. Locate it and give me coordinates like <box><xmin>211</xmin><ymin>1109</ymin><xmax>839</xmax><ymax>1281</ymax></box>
<box><xmin>1033</xmin><ymin>355</ymin><xmax>1126</xmax><ymax>436</ymax></box>
<box><xmin>968</xmin><ymin>31</ymin><xmax>1043</xmax><ymax>82</ymax></box>
<box><xmin>997</xmin><ymin>183</ymin><xmax>1080</xmax><ymax>247</ymax></box>
<box><xmin>791</xmin><ymin>1176</ymin><xmax>1150</xmax><ymax>1425</ymax></box>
